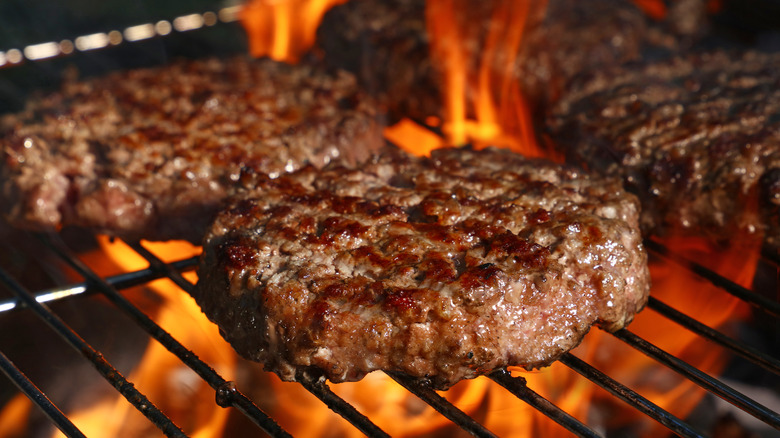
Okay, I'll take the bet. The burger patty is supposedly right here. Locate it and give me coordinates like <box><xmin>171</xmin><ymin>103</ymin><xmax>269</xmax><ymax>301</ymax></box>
<box><xmin>546</xmin><ymin>50</ymin><xmax>780</xmax><ymax>248</ymax></box>
<box><xmin>0</xmin><ymin>56</ymin><xmax>382</xmax><ymax>242</ymax></box>
<box><xmin>315</xmin><ymin>0</ymin><xmax>697</xmax><ymax>122</ymax></box>
<box><xmin>192</xmin><ymin>147</ymin><xmax>650</xmax><ymax>389</ymax></box>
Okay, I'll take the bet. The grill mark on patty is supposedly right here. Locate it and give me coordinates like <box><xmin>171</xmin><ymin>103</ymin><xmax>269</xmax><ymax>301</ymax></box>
<box><xmin>0</xmin><ymin>56</ymin><xmax>383</xmax><ymax>242</ymax></box>
<box><xmin>193</xmin><ymin>146</ymin><xmax>650</xmax><ymax>389</ymax></box>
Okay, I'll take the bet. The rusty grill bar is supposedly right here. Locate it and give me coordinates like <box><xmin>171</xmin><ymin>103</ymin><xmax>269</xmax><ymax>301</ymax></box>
<box><xmin>0</xmin><ymin>228</ymin><xmax>777</xmax><ymax>437</ymax></box>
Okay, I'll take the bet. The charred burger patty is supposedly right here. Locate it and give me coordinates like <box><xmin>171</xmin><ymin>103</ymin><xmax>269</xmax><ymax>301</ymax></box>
<box><xmin>193</xmin><ymin>147</ymin><xmax>650</xmax><ymax>389</ymax></box>
<box><xmin>547</xmin><ymin>50</ymin><xmax>780</xmax><ymax>248</ymax></box>
<box><xmin>0</xmin><ymin>56</ymin><xmax>382</xmax><ymax>242</ymax></box>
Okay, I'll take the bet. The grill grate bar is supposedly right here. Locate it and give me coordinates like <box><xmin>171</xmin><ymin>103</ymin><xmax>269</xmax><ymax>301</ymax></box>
<box><xmin>126</xmin><ymin>240</ymin><xmax>391</xmax><ymax>437</ymax></box>
<box><xmin>647</xmin><ymin>296</ymin><xmax>780</xmax><ymax>375</ymax></box>
<box><xmin>611</xmin><ymin>329</ymin><xmax>780</xmax><ymax>429</ymax></box>
<box><xmin>0</xmin><ymin>265</ymin><xmax>187</xmax><ymax>437</ymax></box>
<box><xmin>0</xmin><ymin>350</ymin><xmax>85</xmax><ymax>438</ymax></box>
<box><xmin>488</xmin><ymin>369</ymin><xmax>600</xmax><ymax>437</ymax></box>
<box><xmin>297</xmin><ymin>374</ymin><xmax>391</xmax><ymax>437</ymax></box>
<box><xmin>0</xmin><ymin>257</ymin><xmax>197</xmax><ymax>314</ymax></box>
<box><xmin>386</xmin><ymin>371</ymin><xmax>499</xmax><ymax>438</ymax></box>
<box><xmin>36</xmin><ymin>233</ymin><xmax>291</xmax><ymax>438</ymax></box>
<box><xmin>3</xmin><ymin>226</ymin><xmax>772</xmax><ymax>436</ymax></box>
<box><xmin>559</xmin><ymin>353</ymin><xmax>703</xmax><ymax>438</ymax></box>
<box><xmin>644</xmin><ymin>239</ymin><xmax>780</xmax><ymax>317</ymax></box>
<box><xmin>125</xmin><ymin>241</ymin><xmax>197</xmax><ymax>294</ymax></box>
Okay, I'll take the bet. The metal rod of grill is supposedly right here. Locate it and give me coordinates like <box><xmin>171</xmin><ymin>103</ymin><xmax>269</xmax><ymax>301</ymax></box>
<box><xmin>0</xmin><ymin>351</ymin><xmax>86</xmax><ymax>438</ymax></box>
<box><xmin>611</xmin><ymin>329</ymin><xmax>780</xmax><ymax>429</ymax></box>
<box><xmin>0</xmin><ymin>257</ymin><xmax>197</xmax><ymax>314</ymax></box>
<box><xmin>125</xmin><ymin>241</ymin><xmax>196</xmax><ymax>294</ymax></box>
<box><xmin>386</xmin><ymin>371</ymin><xmax>499</xmax><ymax>438</ymax></box>
<box><xmin>36</xmin><ymin>233</ymin><xmax>292</xmax><ymax>438</ymax></box>
<box><xmin>488</xmin><ymin>369</ymin><xmax>600</xmax><ymax>438</ymax></box>
<box><xmin>647</xmin><ymin>296</ymin><xmax>780</xmax><ymax>375</ymax></box>
<box><xmin>559</xmin><ymin>353</ymin><xmax>704</xmax><ymax>437</ymax></box>
<box><xmin>126</xmin><ymin>240</ymin><xmax>393</xmax><ymax>437</ymax></box>
<box><xmin>86</xmin><ymin>235</ymin><xmax>780</xmax><ymax>436</ymax></box>
<box><xmin>1</xmin><ymin>228</ymin><xmax>775</xmax><ymax>436</ymax></box>
<box><xmin>0</xmin><ymin>266</ymin><xmax>188</xmax><ymax>437</ymax></box>
<box><xmin>644</xmin><ymin>239</ymin><xmax>780</xmax><ymax>316</ymax></box>
<box><xmin>297</xmin><ymin>375</ymin><xmax>391</xmax><ymax>438</ymax></box>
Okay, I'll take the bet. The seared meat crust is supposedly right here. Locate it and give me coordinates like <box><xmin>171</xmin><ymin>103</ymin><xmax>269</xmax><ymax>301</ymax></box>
<box><xmin>0</xmin><ymin>57</ymin><xmax>382</xmax><ymax>242</ymax></box>
<box><xmin>193</xmin><ymin>147</ymin><xmax>650</xmax><ymax>389</ymax></box>
<box><xmin>316</xmin><ymin>0</ymin><xmax>440</xmax><ymax>122</ymax></box>
<box><xmin>547</xmin><ymin>50</ymin><xmax>780</xmax><ymax>248</ymax></box>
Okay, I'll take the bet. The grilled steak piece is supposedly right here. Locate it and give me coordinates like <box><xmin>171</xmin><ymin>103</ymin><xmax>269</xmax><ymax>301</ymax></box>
<box><xmin>547</xmin><ymin>50</ymin><xmax>780</xmax><ymax>248</ymax></box>
<box><xmin>193</xmin><ymin>147</ymin><xmax>650</xmax><ymax>389</ymax></box>
<box><xmin>0</xmin><ymin>57</ymin><xmax>382</xmax><ymax>242</ymax></box>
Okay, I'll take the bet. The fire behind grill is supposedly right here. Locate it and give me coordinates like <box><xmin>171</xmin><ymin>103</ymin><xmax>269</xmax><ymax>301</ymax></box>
<box><xmin>0</xmin><ymin>211</ymin><xmax>778</xmax><ymax>437</ymax></box>
<box><xmin>0</xmin><ymin>4</ymin><xmax>779</xmax><ymax>438</ymax></box>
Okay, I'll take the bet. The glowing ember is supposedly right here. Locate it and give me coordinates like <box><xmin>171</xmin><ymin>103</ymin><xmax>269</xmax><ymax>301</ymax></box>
<box><xmin>240</xmin><ymin>0</ymin><xmax>348</xmax><ymax>63</ymax></box>
<box><xmin>632</xmin><ymin>0</ymin><xmax>668</xmax><ymax>19</ymax></box>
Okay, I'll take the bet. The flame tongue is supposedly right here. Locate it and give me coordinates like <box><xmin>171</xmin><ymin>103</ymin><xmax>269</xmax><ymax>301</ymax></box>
<box><xmin>241</xmin><ymin>0</ymin><xmax>348</xmax><ymax>63</ymax></box>
<box><xmin>423</xmin><ymin>0</ymin><xmax>548</xmax><ymax>156</ymax></box>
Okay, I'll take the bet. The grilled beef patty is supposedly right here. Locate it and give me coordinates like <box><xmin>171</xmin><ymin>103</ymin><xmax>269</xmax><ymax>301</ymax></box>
<box><xmin>315</xmin><ymin>0</ymin><xmax>696</xmax><ymax>122</ymax></box>
<box><xmin>0</xmin><ymin>57</ymin><xmax>382</xmax><ymax>242</ymax></box>
<box><xmin>547</xmin><ymin>50</ymin><xmax>780</xmax><ymax>248</ymax></box>
<box><xmin>193</xmin><ymin>147</ymin><xmax>650</xmax><ymax>389</ymax></box>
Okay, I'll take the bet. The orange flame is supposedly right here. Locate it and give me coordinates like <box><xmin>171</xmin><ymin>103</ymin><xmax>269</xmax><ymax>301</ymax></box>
<box><xmin>43</xmin><ymin>238</ymin><xmax>239</xmax><ymax>437</ymax></box>
<box><xmin>240</xmin><ymin>0</ymin><xmax>348</xmax><ymax>63</ymax></box>
<box><xmin>580</xmin><ymin>235</ymin><xmax>757</xmax><ymax>434</ymax></box>
<box><xmin>0</xmin><ymin>1</ymin><xmax>763</xmax><ymax>436</ymax></box>
<box><xmin>420</xmin><ymin>0</ymin><xmax>548</xmax><ymax>157</ymax></box>
<box><xmin>383</xmin><ymin>118</ymin><xmax>446</xmax><ymax>157</ymax></box>
<box><xmin>0</xmin><ymin>232</ymin><xmax>753</xmax><ymax>437</ymax></box>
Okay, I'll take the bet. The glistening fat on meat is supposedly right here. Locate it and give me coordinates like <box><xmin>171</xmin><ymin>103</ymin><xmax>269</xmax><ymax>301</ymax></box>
<box><xmin>192</xmin><ymin>146</ymin><xmax>651</xmax><ymax>389</ymax></box>
<box><xmin>0</xmin><ymin>56</ymin><xmax>383</xmax><ymax>242</ymax></box>
<box><xmin>546</xmin><ymin>49</ymin><xmax>780</xmax><ymax>249</ymax></box>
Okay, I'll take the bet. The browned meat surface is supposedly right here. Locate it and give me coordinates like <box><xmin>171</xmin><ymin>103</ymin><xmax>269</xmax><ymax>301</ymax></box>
<box><xmin>315</xmin><ymin>0</ymin><xmax>690</xmax><ymax>121</ymax></box>
<box><xmin>193</xmin><ymin>147</ymin><xmax>650</xmax><ymax>389</ymax></box>
<box><xmin>0</xmin><ymin>57</ymin><xmax>382</xmax><ymax>242</ymax></box>
<box><xmin>516</xmin><ymin>0</ymin><xmax>653</xmax><ymax>114</ymax></box>
<box><xmin>315</xmin><ymin>0</ymin><xmax>439</xmax><ymax>122</ymax></box>
<box><xmin>547</xmin><ymin>50</ymin><xmax>780</xmax><ymax>249</ymax></box>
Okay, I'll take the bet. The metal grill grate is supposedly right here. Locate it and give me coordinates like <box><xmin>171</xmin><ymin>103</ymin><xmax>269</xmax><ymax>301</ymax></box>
<box><xmin>0</xmin><ymin>229</ymin><xmax>777</xmax><ymax>437</ymax></box>
<box><xmin>0</xmin><ymin>5</ymin><xmax>779</xmax><ymax>437</ymax></box>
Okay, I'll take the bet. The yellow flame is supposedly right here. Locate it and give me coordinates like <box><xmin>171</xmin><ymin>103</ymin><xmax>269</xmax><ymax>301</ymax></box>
<box><xmin>241</xmin><ymin>0</ymin><xmax>348</xmax><ymax>63</ymax></box>
<box><xmin>421</xmin><ymin>0</ymin><xmax>547</xmax><ymax>157</ymax></box>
